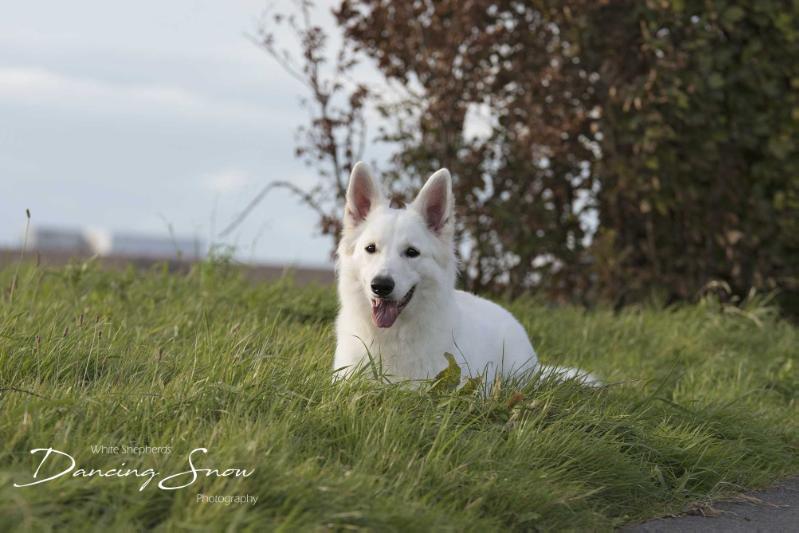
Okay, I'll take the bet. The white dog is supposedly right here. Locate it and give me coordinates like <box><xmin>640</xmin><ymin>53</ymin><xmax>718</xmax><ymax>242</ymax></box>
<box><xmin>333</xmin><ymin>162</ymin><xmax>593</xmax><ymax>386</ymax></box>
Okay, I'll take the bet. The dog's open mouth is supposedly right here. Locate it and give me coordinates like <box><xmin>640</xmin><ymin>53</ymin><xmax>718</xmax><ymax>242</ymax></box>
<box><xmin>371</xmin><ymin>286</ymin><xmax>416</xmax><ymax>328</ymax></box>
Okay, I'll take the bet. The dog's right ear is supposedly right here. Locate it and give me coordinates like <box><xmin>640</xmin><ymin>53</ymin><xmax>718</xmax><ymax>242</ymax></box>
<box><xmin>345</xmin><ymin>162</ymin><xmax>383</xmax><ymax>227</ymax></box>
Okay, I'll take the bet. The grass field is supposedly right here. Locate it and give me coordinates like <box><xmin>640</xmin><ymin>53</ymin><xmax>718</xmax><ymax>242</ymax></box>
<box><xmin>0</xmin><ymin>258</ymin><xmax>797</xmax><ymax>531</ymax></box>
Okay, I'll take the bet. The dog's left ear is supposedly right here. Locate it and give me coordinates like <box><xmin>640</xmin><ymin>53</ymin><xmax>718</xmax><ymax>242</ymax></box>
<box><xmin>412</xmin><ymin>168</ymin><xmax>453</xmax><ymax>237</ymax></box>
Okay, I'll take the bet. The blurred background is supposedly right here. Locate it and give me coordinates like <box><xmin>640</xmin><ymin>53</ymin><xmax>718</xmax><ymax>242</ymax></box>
<box><xmin>0</xmin><ymin>0</ymin><xmax>339</xmax><ymax>268</ymax></box>
<box><xmin>2</xmin><ymin>1</ymin><xmax>797</xmax><ymax>314</ymax></box>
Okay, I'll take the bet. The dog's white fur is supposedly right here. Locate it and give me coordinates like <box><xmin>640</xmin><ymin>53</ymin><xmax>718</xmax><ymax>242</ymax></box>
<box><xmin>334</xmin><ymin>162</ymin><xmax>591</xmax><ymax>385</ymax></box>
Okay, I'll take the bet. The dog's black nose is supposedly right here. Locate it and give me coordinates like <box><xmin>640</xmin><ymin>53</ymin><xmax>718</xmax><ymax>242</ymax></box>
<box><xmin>371</xmin><ymin>276</ymin><xmax>395</xmax><ymax>297</ymax></box>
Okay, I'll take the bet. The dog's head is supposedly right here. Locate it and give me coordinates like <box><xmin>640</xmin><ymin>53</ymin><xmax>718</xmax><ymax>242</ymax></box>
<box><xmin>338</xmin><ymin>162</ymin><xmax>455</xmax><ymax>329</ymax></box>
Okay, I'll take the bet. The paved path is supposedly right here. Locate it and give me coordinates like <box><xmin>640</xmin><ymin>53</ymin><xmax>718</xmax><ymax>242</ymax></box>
<box><xmin>626</xmin><ymin>476</ymin><xmax>799</xmax><ymax>532</ymax></box>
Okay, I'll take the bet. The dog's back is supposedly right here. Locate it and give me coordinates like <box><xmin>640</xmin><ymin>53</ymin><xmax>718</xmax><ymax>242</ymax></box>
<box><xmin>450</xmin><ymin>289</ymin><xmax>538</xmax><ymax>378</ymax></box>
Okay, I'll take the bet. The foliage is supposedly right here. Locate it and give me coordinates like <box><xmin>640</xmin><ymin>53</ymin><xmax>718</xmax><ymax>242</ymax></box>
<box><xmin>575</xmin><ymin>0</ymin><xmax>799</xmax><ymax>311</ymax></box>
<box><xmin>263</xmin><ymin>1</ymin><xmax>799</xmax><ymax>314</ymax></box>
<box><xmin>0</xmin><ymin>261</ymin><xmax>797</xmax><ymax>530</ymax></box>
<box><xmin>339</xmin><ymin>0</ymin><xmax>602</xmax><ymax>296</ymax></box>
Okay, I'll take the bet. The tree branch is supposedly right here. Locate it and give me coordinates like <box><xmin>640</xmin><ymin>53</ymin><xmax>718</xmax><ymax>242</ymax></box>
<box><xmin>218</xmin><ymin>181</ymin><xmax>328</xmax><ymax>238</ymax></box>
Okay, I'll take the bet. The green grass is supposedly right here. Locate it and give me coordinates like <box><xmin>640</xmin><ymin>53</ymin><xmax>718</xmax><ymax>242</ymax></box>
<box><xmin>0</xmin><ymin>258</ymin><xmax>797</xmax><ymax>531</ymax></box>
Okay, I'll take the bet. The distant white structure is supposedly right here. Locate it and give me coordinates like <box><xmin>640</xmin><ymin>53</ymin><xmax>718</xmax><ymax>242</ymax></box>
<box><xmin>84</xmin><ymin>228</ymin><xmax>204</xmax><ymax>260</ymax></box>
<box><xmin>26</xmin><ymin>226</ymin><xmax>204</xmax><ymax>260</ymax></box>
<box><xmin>26</xmin><ymin>227</ymin><xmax>91</xmax><ymax>253</ymax></box>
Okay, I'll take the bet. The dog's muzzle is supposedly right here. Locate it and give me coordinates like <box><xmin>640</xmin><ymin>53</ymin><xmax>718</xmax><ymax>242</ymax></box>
<box><xmin>371</xmin><ymin>285</ymin><xmax>416</xmax><ymax>328</ymax></box>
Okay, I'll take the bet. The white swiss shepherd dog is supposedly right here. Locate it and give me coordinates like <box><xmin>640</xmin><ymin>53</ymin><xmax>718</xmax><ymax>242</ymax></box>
<box><xmin>333</xmin><ymin>162</ymin><xmax>596</xmax><ymax>387</ymax></box>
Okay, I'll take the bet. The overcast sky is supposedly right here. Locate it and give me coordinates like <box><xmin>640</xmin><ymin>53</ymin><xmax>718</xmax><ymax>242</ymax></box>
<box><xmin>0</xmin><ymin>0</ymin><xmax>353</xmax><ymax>267</ymax></box>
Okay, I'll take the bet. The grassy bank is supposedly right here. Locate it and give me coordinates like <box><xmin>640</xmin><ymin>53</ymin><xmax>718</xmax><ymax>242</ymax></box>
<box><xmin>0</xmin><ymin>259</ymin><xmax>797</xmax><ymax>531</ymax></box>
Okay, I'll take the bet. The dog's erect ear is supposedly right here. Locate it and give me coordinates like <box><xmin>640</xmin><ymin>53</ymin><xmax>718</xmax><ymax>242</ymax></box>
<box><xmin>345</xmin><ymin>162</ymin><xmax>384</xmax><ymax>227</ymax></box>
<box><xmin>412</xmin><ymin>168</ymin><xmax>453</xmax><ymax>236</ymax></box>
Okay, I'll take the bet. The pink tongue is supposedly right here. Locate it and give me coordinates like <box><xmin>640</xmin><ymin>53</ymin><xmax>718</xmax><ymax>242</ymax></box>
<box><xmin>372</xmin><ymin>299</ymin><xmax>400</xmax><ymax>328</ymax></box>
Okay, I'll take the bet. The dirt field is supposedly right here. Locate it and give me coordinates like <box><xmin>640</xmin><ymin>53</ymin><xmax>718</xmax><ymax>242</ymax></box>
<box><xmin>0</xmin><ymin>248</ymin><xmax>335</xmax><ymax>286</ymax></box>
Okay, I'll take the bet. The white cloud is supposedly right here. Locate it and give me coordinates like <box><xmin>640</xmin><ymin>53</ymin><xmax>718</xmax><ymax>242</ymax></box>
<box><xmin>0</xmin><ymin>66</ymin><xmax>274</xmax><ymax>124</ymax></box>
<box><xmin>203</xmin><ymin>169</ymin><xmax>251</xmax><ymax>194</ymax></box>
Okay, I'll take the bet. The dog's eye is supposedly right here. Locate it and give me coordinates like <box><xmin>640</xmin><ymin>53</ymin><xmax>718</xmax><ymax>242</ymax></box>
<box><xmin>365</xmin><ymin>243</ymin><xmax>377</xmax><ymax>254</ymax></box>
<box><xmin>405</xmin><ymin>246</ymin><xmax>420</xmax><ymax>258</ymax></box>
